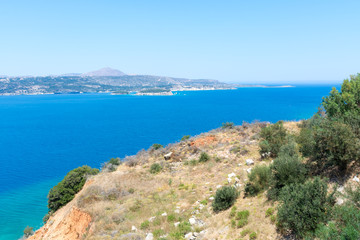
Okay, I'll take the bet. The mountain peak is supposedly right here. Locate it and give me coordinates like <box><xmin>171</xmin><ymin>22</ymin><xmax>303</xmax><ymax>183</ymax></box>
<box><xmin>82</xmin><ymin>67</ymin><xmax>126</xmax><ymax>77</ymax></box>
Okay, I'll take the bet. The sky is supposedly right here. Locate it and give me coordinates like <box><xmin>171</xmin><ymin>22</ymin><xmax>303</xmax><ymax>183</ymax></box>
<box><xmin>0</xmin><ymin>0</ymin><xmax>359</xmax><ymax>84</ymax></box>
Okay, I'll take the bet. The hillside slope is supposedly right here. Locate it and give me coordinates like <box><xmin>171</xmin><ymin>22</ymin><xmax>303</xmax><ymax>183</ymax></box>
<box><xmin>29</xmin><ymin>122</ymin><xmax>300</xmax><ymax>240</ymax></box>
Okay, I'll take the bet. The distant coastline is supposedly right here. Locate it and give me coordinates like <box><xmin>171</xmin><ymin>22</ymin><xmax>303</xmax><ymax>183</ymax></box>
<box><xmin>0</xmin><ymin>85</ymin><xmax>295</xmax><ymax>96</ymax></box>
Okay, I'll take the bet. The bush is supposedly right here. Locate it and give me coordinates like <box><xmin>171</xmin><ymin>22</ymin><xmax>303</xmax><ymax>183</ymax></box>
<box><xmin>244</xmin><ymin>165</ymin><xmax>271</xmax><ymax>196</ymax></box>
<box><xmin>23</xmin><ymin>226</ymin><xmax>34</xmax><ymax>238</ymax></box>
<box><xmin>212</xmin><ymin>186</ymin><xmax>239</xmax><ymax>212</ymax></box>
<box><xmin>222</xmin><ymin>122</ymin><xmax>234</xmax><ymax>129</ymax></box>
<box><xmin>150</xmin><ymin>163</ymin><xmax>162</xmax><ymax>174</ymax></box>
<box><xmin>313</xmin><ymin>120</ymin><xmax>360</xmax><ymax>171</ymax></box>
<box><xmin>109</xmin><ymin>157</ymin><xmax>121</xmax><ymax>165</ymax></box>
<box><xmin>152</xmin><ymin>143</ymin><xmax>163</xmax><ymax>150</ymax></box>
<box><xmin>267</xmin><ymin>139</ymin><xmax>307</xmax><ymax>200</ymax></box>
<box><xmin>249</xmin><ymin>232</ymin><xmax>257</xmax><ymax>240</ymax></box>
<box><xmin>43</xmin><ymin>213</ymin><xmax>50</xmax><ymax>223</ymax></box>
<box><xmin>277</xmin><ymin>177</ymin><xmax>331</xmax><ymax>237</ymax></box>
<box><xmin>296</xmin><ymin>127</ymin><xmax>316</xmax><ymax>157</ymax></box>
<box><xmin>181</xmin><ymin>135</ymin><xmax>191</xmax><ymax>141</ymax></box>
<box><xmin>265</xmin><ymin>208</ymin><xmax>274</xmax><ymax>217</ymax></box>
<box><xmin>48</xmin><ymin>166</ymin><xmax>99</xmax><ymax>213</ymax></box>
<box><xmin>236</xmin><ymin>210</ymin><xmax>250</xmax><ymax>220</ymax></box>
<box><xmin>199</xmin><ymin>152</ymin><xmax>210</xmax><ymax>163</ymax></box>
<box><xmin>345</xmin><ymin>182</ymin><xmax>360</xmax><ymax>208</ymax></box>
<box><xmin>259</xmin><ymin>121</ymin><xmax>287</xmax><ymax>158</ymax></box>
<box><xmin>315</xmin><ymin>205</ymin><xmax>360</xmax><ymax>240</ymax></box>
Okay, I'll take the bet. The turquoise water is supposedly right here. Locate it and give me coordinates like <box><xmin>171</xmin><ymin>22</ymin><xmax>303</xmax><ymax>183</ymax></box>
<box><xmin>0</xmin><ymin>86</ymin><xmax>336</xmax><ymax>239</ymax></box>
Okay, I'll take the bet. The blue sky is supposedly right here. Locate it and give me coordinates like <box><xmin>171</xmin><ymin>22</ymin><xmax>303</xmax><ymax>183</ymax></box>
<box><xmin>0</xmin><ymin>0</ymin><xmax>359</xmax><ymax>84</ymax></box>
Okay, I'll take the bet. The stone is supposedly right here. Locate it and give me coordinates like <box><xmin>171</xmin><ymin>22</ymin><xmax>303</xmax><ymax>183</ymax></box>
<box><xmin>209</xmin><ymin>196</ymin><xmax>214</xmax><ymax>201</ymax></box>
<box><xmin>161</xmin><ymin>212</ymin><xmax>167</xmax><ymax>216</ymax></box>
<box><xmin>189</xmin><ymin>217</ymin><xmax>197</xmax><ymax>225</ymax></box>
<box><xmin>145</xmin><ymin>233</ymin><xmax>154</xmax><ymax>240</ymax></box>
<box><xmin>228</xmin><ymin>172</ymin><xmax>236</xmax><ymax>178</ymax></box>
<box><xmin>246</xmin><ymin>168</ymin><xmax>252</xmax><ymax>174</ymax></box>
<box><xmin>216</xmin><ymin>185</ymin><xmax>222</xmax><ymax>189</ymax></box>
<box><xmin>353</xmin><ymin>176</ymin><xmax>360</xmax><ymax>182</ymax></box>
<box><xmin>227</xmin><ymin>177</ymin><xmax>232</xmax><ymax>183</ymax></box>
<box><xmin>164</xmin><ymin>152</ymin><xmax>173</xmax><ymax>160</ymax></box>
<box><xmin>148</xmin><ymin>216</ymin><xmax>156</xmax><ymax>222</ymax></box>
<box><xmin>174</xmin><ymin>222</ymin><xmax>180</xmax><ymax>227</ymax></box>
<box><xmin>131</xmin><ymin>225</ymin><xmax>137</xmax><ymax>232</ymax></box>
<box><xmin>184</xmin><ymin>232</ymin><xmax>193</xmax><ymax>240</ymax></box>
<box><xmin>246</xmin><ymin>159</ymin><xmax>254</xmax><ymax>165</ymax></box>
<box><xmin>174</xmin><ymin>209</ymin><xmax>180</xmax><ymax>214</ymax></box>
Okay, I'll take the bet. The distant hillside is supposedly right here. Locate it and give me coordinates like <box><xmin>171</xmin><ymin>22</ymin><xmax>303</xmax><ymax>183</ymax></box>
<box><xmin>0</xmin><ymin>68</ymin><xmax>233</xmax><ymax>95</ymax></box>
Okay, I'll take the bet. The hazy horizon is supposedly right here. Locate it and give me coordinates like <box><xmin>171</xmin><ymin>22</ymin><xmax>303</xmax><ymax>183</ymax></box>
<box><xmin>1</xmin><ymin>1</ymin><xmax>359</xmax><ymax>84</ymax></box>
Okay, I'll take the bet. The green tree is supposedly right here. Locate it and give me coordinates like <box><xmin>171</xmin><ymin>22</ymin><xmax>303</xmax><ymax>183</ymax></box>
<box><xmin>48</xmin><ymin>166</ymin><xmax>99</xmax><ymax>213</ymax></box>
<box><xmin>313</xmin><ymin>120</ymin><xmax>360</xmax><ymax>171</ymax></box>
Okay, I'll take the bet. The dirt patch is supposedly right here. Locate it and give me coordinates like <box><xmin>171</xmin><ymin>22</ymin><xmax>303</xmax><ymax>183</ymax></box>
<box><xmin>28</xmin><ymin>207</ymin><xmax>91</xmax><ymax>240</ymax></box>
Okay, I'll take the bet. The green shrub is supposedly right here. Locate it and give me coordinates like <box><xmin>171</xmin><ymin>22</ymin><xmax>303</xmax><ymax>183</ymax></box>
<box><xmin>265</xmin><ymin>208</ymin><xmax>274</xmax><ymax>217</ymax></box>
<box><xmin>109</xmin><ymin>157</ymin><xmax>121</xmax><ymax>165</ymax></box>
<box><xmin>152</xmin><ymin>143</ymin><xmax>163</xmax><ymax>150</ymax></box>
<box><xmin>244</xmin><ymin>165</ymin><xmax>271</xmax><ymax>196</ymax></box>
<box><xmin>199</xmin><ymin>152</ymin><xmax>210</xmax><ymax>163</ymax></box>
<box><xmin>140</xmin><ymin>220</ymin><xmax>150</xmax><ymax>230</ymax></box>
<box><xmin>236</xmin><ymin>210</ymin><xmax>250</xmax><ymax>220</ymax></box>
<box><xmin>230</xmin><ymin>206</ymin><xmax>237</xmax><ymax>217</ymax></box>
<box><xmin>181</xmin><ymin>135</ymin><xmax>191</xmax><ymax>141</ymax></box>
<box><xmin>296</xmin><ymin>127</ymin><xmax>316</xmax><ymax>157</ymax></box>
<box><xmin>313</xmin><ymin>120</ymin><xmax>360</xmax><ymax>171</ymax></box>
<box><xmin>48</xmin><ymin>166</ymin><xmax>99</xmax><ymax>213</ymax></box>
<box><xmin>249</xmin><ymin>232</ymin><xmax>257</xmax><ymax>240</ymax></box>
<box><xmin>259</xmin><ymin>121</ymin><xmax>288</xmax><ymax>158</ymax></box>
<box><xmin>344</xmin><ymin>182</ymin><xmax>360</xmax><ymax>209</ymax></box>
<box><xmin>150</xmin><ymin>163</ymin><xmax>162</xmax><ymax>174</ymax></box>
<box><xmin>43</xmin><ymin>213</ymin><xmax>50</xmax><ymax>223</ymax></box>
<box><xmin>23</xmin><ymin>226</ymin><xmax>34</xmax><ymax>238</ymax></box>
<box><xmin>270</xmin><ymin>215</ymin><xmax>276</xmax><ymax>224</ymax></box>
<box><xmin>212</xmin><ymin>186</ymin><xmax>239</xmax><ymax>212</ymax></box>
<box><xmin>222</xmin><ymin>122</ymin><xmax>234</xmax><ymax>129</ymax></box>
<box><xmin>277</xmin><ymin>177</ymin><xmax>330</xmax><ymax>237</ymax></box>
<box><xmin>267</xmin><ymin>139</ymin><xmax>307</xmax><ymax>200</ymax></box>
<box><xmin>237</xmin><ymin>218</ymin><xmax>248</xmax><ymax>228</ymax></box>
<box><xmin>315</xmin><ymin>205</ymin><xmax>360</xmax><ymax>240</ymax></box>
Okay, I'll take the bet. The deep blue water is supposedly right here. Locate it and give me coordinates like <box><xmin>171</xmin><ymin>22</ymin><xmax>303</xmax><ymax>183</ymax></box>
<box><xmin>0</xmin><ymin>86</ymin><xmax>337</xmax><ymax>239</ymax></box>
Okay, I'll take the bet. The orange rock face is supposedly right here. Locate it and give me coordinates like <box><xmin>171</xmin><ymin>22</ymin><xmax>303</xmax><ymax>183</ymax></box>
<box><xmin>190</xmin><ymin>135</ymin><xmax>217</xmax><ymax>147</ymax></box>
<box><xmin>28</xmin><ymin>207</ymin><xmax>91</xmax><ymax>240</ymax></box>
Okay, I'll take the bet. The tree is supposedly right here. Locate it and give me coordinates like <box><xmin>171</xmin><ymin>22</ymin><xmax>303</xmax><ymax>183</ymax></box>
<box><xmin>48</xmin><ymin>166</ymin><xmax>99</xmax><ymax>213</ymax></box>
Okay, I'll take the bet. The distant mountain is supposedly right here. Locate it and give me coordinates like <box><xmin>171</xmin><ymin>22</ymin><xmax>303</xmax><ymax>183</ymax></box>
<box><xmin>82</xmin><ymin>67</ymin><xmax>126</xmax><ymax>77</ymax></box>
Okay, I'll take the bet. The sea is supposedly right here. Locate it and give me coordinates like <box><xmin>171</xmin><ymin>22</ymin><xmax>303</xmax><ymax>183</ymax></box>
<box><xmin>0</xmin><ymin>85</ymin><xmax>337</xmax><ymax>239</ymax></box>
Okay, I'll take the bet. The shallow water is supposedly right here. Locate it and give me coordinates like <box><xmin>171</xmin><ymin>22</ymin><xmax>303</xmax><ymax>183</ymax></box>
<box><xmin>0</xmin><ymin>86</ymin><xmax>336</xmax><ymax>239</ymax></box>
